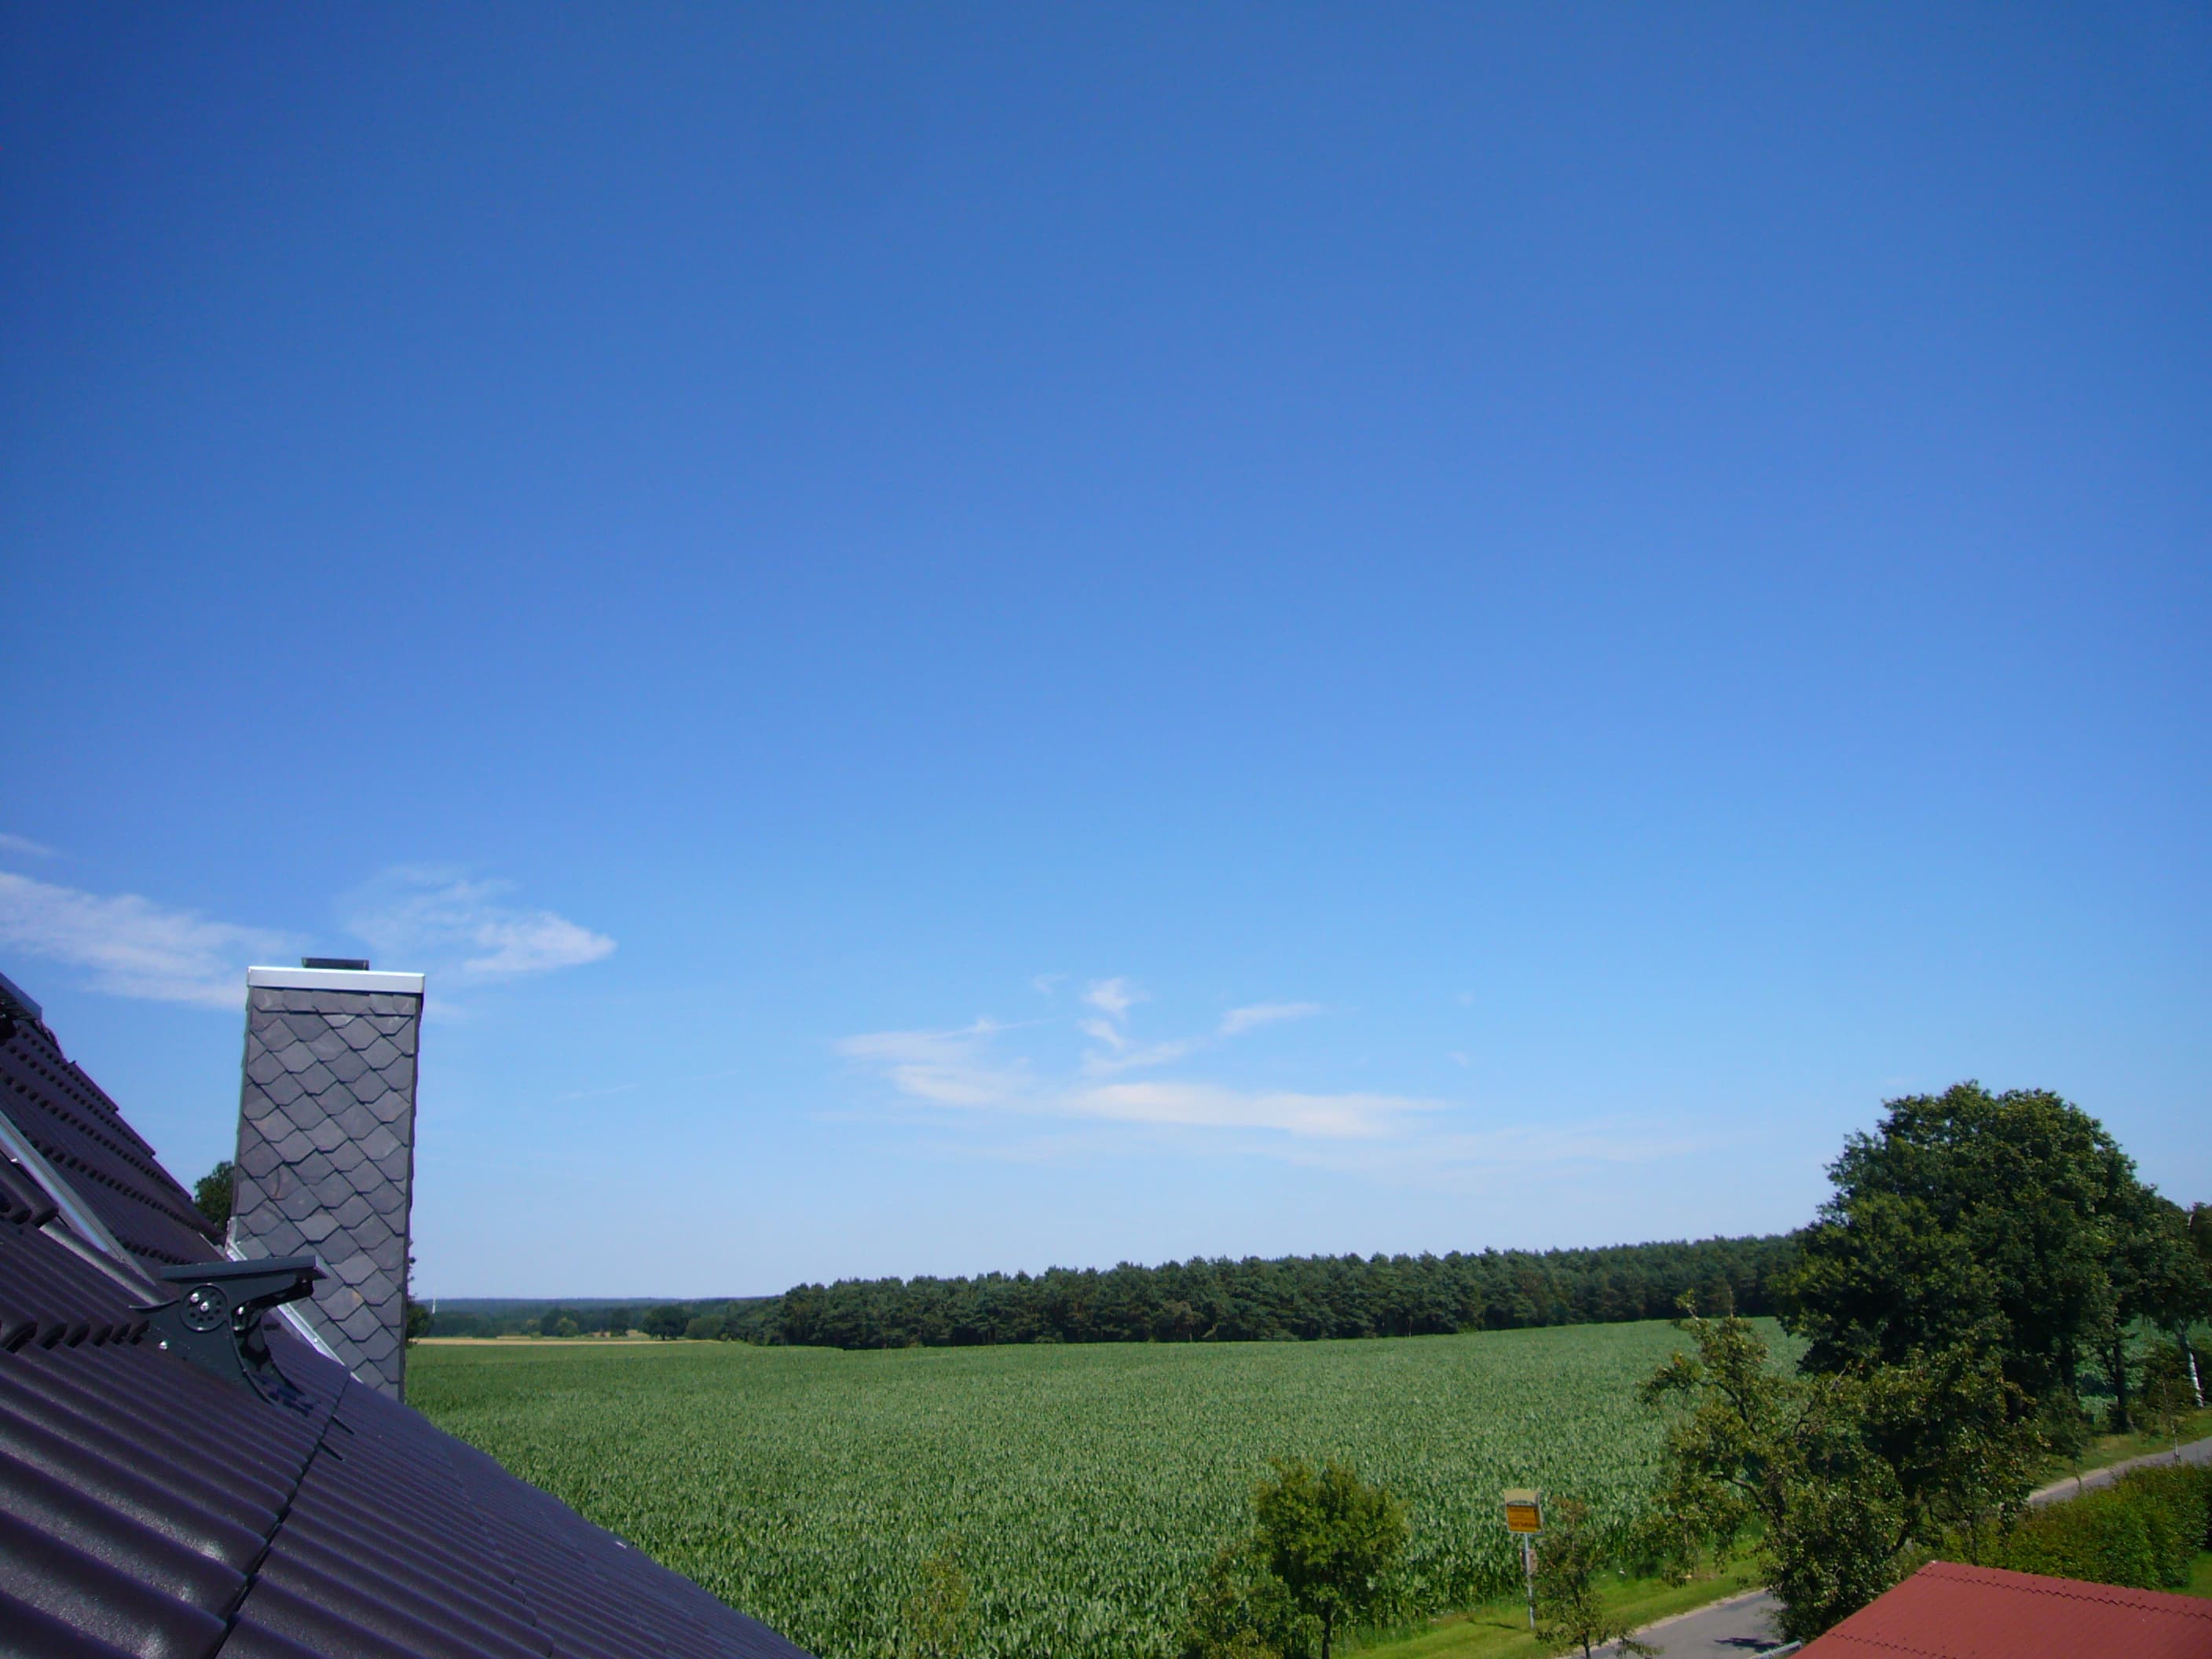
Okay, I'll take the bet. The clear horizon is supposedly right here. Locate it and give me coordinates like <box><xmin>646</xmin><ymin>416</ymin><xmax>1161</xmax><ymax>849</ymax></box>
<box><xmin>4</xmin><ymin>5</ymin><xmax>2207</xmax><ymax>1297</ymax></box>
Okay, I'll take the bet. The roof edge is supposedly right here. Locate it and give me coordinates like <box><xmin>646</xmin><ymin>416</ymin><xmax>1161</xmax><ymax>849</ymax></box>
<box><xmin>246</xmin><ymin>966</ymin><xmax>425</xmax><ymax>994</ymax></box>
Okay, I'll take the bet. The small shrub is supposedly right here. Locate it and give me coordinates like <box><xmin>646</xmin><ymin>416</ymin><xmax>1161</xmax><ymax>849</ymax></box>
<box><xmin>898</xmin><ymin>1541</ymin><xmax>975</xmax><ymax>1659</ymax></box>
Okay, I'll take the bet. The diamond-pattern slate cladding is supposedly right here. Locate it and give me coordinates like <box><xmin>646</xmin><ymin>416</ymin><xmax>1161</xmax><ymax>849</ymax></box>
<box><xmin>232</xmin><ymin>985</ymin><xmax>422</xmax><ymax>1401</ymax></box>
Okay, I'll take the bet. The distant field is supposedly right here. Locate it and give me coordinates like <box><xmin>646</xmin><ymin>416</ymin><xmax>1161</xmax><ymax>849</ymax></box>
<box><xmin>412</xmin><ymin>1320</ymin><xmax>1794</xmax><ymax>1659</ymax></box>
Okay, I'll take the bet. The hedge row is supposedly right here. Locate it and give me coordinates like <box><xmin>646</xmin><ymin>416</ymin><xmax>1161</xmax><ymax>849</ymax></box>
<box><xmin>1985</xmin><ymin>1463</ymin><xmax>2212</xmax><ymax>1591</ymax></box>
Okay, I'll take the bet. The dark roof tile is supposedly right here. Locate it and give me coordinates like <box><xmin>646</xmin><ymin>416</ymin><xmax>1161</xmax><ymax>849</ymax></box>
<box><xmin>1</xmin><ymin>1023</ymin><xmax>222</xmax><ymax>1269</ymax></box>
<box><xmin>3</xmin><ymin>1585</ymin><xmax>146</xmax><ymax>1659</ymax></box>
<box><xmin>0</xmin><ymin>1371</ymin><xmax>280</xmax><ymax>1566</ymax></box>
<box><xmin>0</xmin><ymin>1442</ymin><xmax>250</xmax><ymax>1613</ymax></box>
<box><xmin>1</xmin><ymin>986</ymin><xmax>813</xmax><ymax>1659</ymax></box>
<box><xmin>0</xmin><ymin>1503</ymin><xmax>230</xmax><ymax>1659</ymax></box>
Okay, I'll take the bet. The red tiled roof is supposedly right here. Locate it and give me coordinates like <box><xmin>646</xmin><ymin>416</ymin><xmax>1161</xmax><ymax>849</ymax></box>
<box><xmin>1800</xmin><ymin>1559</ymin><xmax>2212</xmax><ymax>1659</ymax></box>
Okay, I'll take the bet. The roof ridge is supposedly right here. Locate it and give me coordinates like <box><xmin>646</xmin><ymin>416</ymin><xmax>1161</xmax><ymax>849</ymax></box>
<box><xmin>1920</xmin><ymin>1558</ymin><xmax>2212</xmax><ymax>1615</ymax></box>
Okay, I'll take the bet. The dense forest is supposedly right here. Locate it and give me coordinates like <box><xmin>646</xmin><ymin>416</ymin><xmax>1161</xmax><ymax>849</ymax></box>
<box><xmin>753</xmin><ymin>1235</ymin><xmax>1795</xmax><ymax>1348</ymax></box>
<box><xmin>425</xmin><ymin>1234</ymin><xmax>1800</xmax><ymax>1347</ymax></box>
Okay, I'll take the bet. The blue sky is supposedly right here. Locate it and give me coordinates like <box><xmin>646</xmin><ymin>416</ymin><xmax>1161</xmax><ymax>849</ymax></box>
<box><xmin>3</xmin><ymin>5</ymin><xmax>2207</xmax><ymax>1298</ymax></box>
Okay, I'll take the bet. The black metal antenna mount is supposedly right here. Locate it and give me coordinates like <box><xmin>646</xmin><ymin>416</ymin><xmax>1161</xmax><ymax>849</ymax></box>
<box><xmin>145</xmin><ymin>1256</ymin><xmax>324</xmax><ymax>1413</ymax></box>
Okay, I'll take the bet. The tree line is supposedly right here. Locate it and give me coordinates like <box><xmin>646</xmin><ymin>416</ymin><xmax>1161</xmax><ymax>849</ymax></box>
<box><xmin>745</xmin><ymin>1234</ymin><xmax>1797</xmax><ymax>1350</ymax></box>
<box><xmin>418</xmin><ymin>1236</ymin><xmax>1797</xmax><ymax>1347</ymax></box>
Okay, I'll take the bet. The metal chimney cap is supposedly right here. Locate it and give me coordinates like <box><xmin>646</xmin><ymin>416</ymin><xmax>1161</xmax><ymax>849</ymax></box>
<box><xmin>246</xmin><ymin>965</ymin><xmax>424</xmax><ymax>994</ymax></box>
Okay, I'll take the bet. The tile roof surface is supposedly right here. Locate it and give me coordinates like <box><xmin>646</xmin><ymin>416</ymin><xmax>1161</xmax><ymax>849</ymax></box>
<box><xmin>2</xmin><ymin>1016</ymin><xmax>224</xmax><ymax>1269</ymax></box>
<box><xmin>1798</xmin><ymin>1558</ymin><xmax>2212</xmax><ymax>1659</ymax></box>
<box><xmin>233</xmin><ymin>983</ymin><xmax>424</xmax><ymax>1399</ymax></box>
<box><xmin>0</xmin><ymin>998</ymin><xmax>812</xmax><ymax>1659</ymax></box>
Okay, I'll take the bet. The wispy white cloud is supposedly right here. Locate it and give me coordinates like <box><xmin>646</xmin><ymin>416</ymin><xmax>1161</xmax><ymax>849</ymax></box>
<box><xmin>1031</xmin><ymin>972</ymin><xmax>1068</xmax><ymax>997</ymax></box>
<box><xmin>1067</xmin><ymin>1081</ymin><xmax>1431</xmax><ymax>1139</ymax></box>
<box><xmin>842</xmin><ymin>1016</ymin><xmax>1423</xmax><ymax>1141</ymax></box>
<box><xmin>0</xmin><ymin>872</ymin><xmax>291</xmax><ymax>1008</ymax></box>
<box><xmin>0</xmin><ymin>833</ymin><xmax>59</xmax><ymax>859</ymax></box>
<box><xmin>1084</xmin><ymin>977</ymin><xmax>1144</xmax><ymax>1020</ymax></box>
<box><xmin>1084</xmin><ymin>1036</ymin><xmax>1199</xmax><ymax>1073</ymax></box>
<box><xmin>838</xmin><ymin>1020</ymin><xmax>1029</xmax><ymax>1108</ymax></box>
<box><xmin>1218</xmin><ymin>1002</ymin><xmax>1320</xmax><ymax>1037</ymax></box>
<box><xmin>840</xmin><ymin>994</ymin><xmax>1700</xmax><ymax>1185</ymax></box>
<box><xmin>1078</xmin><ymin>993</ymin><xmax>1318</xmax><ymax>1075</ymax></box>
<box><xmin>1078</xmin><ymin>1016</ymin><xmax>1128</xmax><ymax>1052</ymax></box>
<box><xmin>342</xmin><ymin>869</ymin><xmax>614</xmax><ymax>982</ymax></box>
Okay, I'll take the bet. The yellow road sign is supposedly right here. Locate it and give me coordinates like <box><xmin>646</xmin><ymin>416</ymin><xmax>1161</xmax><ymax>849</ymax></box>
<box><xmin>1502</xmin><ymin>1488</ymin><xmax>1543</xmax><ymax>1535</ymax></box>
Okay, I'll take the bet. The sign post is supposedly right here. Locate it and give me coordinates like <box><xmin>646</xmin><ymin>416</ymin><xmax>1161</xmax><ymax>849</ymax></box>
<box><xmin>1502</xmin><ymin>1489</ymin><xmax>1544</xmax><ymax>1631</ymax></box>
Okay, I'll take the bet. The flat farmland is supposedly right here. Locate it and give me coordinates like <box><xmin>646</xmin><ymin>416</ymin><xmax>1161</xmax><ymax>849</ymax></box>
<box><xmin>410</xmin><ymin>1320</ymin><xmax>1792</xmax><ymax>1659</ymax></box>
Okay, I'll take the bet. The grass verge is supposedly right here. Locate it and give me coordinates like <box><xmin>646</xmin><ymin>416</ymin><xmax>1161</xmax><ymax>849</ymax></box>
<box><xmin>1350</xmin><ymin>1558</ymin><xmax>1764</xmax><ymax>1659</ymax></box>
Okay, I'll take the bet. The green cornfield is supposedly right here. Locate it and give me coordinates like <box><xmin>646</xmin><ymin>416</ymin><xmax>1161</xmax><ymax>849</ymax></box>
<box><xmin>411</xmin><ymin>1320</ymin><xmax>1792</xmax><ymax>1658</ymax></box>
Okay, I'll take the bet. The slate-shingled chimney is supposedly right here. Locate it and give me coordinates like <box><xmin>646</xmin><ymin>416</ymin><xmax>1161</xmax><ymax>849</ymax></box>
<box><xmin>231</xmin><ymin>961</ymin><xmax>424</xmax><ymax>1401</ymax></box>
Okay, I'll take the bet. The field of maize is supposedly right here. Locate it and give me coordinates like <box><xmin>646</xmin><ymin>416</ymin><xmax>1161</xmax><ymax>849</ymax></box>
<box><xmin>410</xmin><ymin>1320</ymin><xmax>1789</xmax><ymax>1659</ymax></box>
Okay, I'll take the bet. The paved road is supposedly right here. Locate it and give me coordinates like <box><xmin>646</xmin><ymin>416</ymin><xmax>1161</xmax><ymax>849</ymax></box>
<box><xmin>2027</xmin><ymin>1431</ymin><xmax>2212</xmax><ymax>1507</ymax></box>
<box><xmin>1595</xmin><ymin>1590</ymin><xmax>1785</xmax><ymax>1657</ymax></box>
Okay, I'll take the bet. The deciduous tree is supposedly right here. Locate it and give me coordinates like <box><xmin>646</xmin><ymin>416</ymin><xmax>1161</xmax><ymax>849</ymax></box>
<box><xmin>1643</xmin><ymin>1303</ymin><xmax>2040</xmax><ymax>1643</ymax></box>
<box><xmin>192</xmin><ymin>1159</ymin><xmax>234</xmax><ymax>1231</ymax></box>
<box><xmin>1782</xmin><ymin>1083</ymin><xmax>2145</xmax><ymax>1410</ymax></box>
<box><xmin>1250</xmin><ymin>1458</ymin><xmax>1408</xmax><ymax>1659</ymax></box>
<box><xmin>1532</xmin><ymin>1496</ymin><xmax>1655</xmax><ymax>1658</ymax></box>
<box><xmin>1177</xmin><ymin>1537</ymin><xmax>1298</xmax><ymax>1659</ymax></box>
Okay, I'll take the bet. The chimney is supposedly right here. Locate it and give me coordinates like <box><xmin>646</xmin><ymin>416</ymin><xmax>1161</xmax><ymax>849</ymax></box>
<box><xmin>232</xmin><ymin>959</ymin><xmax>424</xmax><ymax>1400</ymax></box>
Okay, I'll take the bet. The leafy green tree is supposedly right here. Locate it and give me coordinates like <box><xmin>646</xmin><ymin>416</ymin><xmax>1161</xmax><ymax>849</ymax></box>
<box><xmin>540</xmin><ymin>1306</ymin><xmax>578</xmax><ymax>1337</ymax></box>
<box><xmin>686</xmin><ymin>1313</ymin><xmax>727</xmax><ymax>1341</ymax></box>
<box><xmin>1533</xmin><ymin>1495</ymin><xmax>1656</xmax><ymax>1658</ymax></box>
<box><xmin>1639</xmin><ymin>1302</ymin><xmax>1793</xmax><ymax>1573</ymax></box>
<box><xmin>192</xmin><ymin>1159</ymin><xmax>234</xmax><ymax>1231</ymax></box>
<box><xmin>1643</xmin><ymin>1302</ymin><xmax>2040</xmax><ymax>1643</ymax></box>
<box><xmin>1250</xmin><ymin>1459</ymin><xmax>1408</xmax><ymax>1659</ymax></box>
<box><xmin>897</xmin><ymin>1540</ymin><xmax>976</xmax><ymax>1659</ymax></box>
<box><xmin>641</xmin><ymin>1303</ymin><xmax>691</xmax><ymax>1340</ymax></box>
<box><xmin>1781</xmin><ymin>1083</ymin><xmax>2144</xmax><ymax>1409</ymax></box>
<box><xmin>602</xmin><ymin>1305</ymin><xmax>636</xmax><ymax>1337</ymax></box>
<box><xmin>1177</xmin><ymin>1536</ymin><xmax>1300</xmax><ymax>1659</ymax></box>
